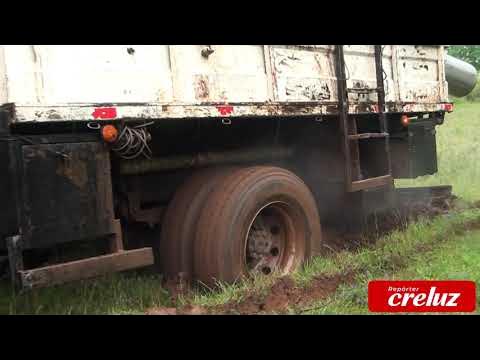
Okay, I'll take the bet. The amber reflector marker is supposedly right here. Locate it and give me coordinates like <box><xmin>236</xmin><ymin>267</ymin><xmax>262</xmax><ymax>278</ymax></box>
<box><xmin>101</xmin><ymin>125</ymin><xmax>119</xmax><ymax>143</ymax></box>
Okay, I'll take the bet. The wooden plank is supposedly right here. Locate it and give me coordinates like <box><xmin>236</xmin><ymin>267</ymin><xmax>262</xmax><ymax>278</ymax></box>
<box><xmin>18</xmin><ymin>247</ymin><xmax>154</xmax><ymax>289</ymax></box>
<box><xmin>349</xmin><ymin>175</ymin><xmax>393</xmax><ymax>192</ymax></box>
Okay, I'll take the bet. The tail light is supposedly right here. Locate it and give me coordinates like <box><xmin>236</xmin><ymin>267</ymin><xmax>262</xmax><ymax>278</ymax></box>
<box><xmin>101</xmin><ymin>125</ymin><xmax>119</xmax><ymax>143</ymax></box>
<box><xmin>442</xmin><ymin>103</ymin><xmax>454</xmax><ymax>113</ymax></box>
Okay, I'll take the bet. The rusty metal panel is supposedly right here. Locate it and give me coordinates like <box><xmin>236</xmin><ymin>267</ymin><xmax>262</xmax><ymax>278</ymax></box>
<box><xmin>0</xmin><ymin>138</ymin><xmax>20</xmax><ymax>245</ymax></box>
<box><xmin>20</xmin><ymin>141</ymin><xmax>115</xmax><ymax>249</ymax></box>
<box><xmin>269</xmin><ymin>45</ymin><xmax>337</xmax><ymax>102</ymax></box>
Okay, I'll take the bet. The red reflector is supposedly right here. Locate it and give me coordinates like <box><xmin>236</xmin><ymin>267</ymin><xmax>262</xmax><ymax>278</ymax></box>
<box><xmin>368</xmin><ymin>280</ymin><xmax>476</xmax><ymax>313</ymax></box>
<box><xmin>216</xmin><ymin>105</ymin><xmax>234</xmax><ymax>116</ymax></box>
<box><xmin>400</xmin><ymin>115</ymin><xmax>410</xmax><ymax>127</ymax></box>
<box><xmin>443</xmin><ymin>103</ymin><xmax>454</xmax><ymax>113</ymax></box>
<box><xmin>92</xmin><ymin>107</ymin><xmax>118</xmax><ymax>120</ymax></box>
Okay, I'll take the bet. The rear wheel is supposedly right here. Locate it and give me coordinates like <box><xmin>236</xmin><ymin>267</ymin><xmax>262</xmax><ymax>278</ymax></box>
<box><xmin>193</xmin><ymin>166</ymin><xmax>322</xmax><ymax>286</ymax></box>
<box><xmin>159</xmin><ymin>166</ymin><xmax>236</xmax><ymax>281</ymax></box>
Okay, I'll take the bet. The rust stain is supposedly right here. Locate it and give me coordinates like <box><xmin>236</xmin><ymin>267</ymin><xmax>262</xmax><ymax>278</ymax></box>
<box><xmin>46</xmin><ymin>109</ymin><xmax>62</xmax><ymax>120</ymax></box>
<box><xmin>56</xmin><ymin>156</ymin><xmax>88</xmax><ymax>189</ymax></box>
<box><xmin>303</xmin><ymin>83</ymin><xmax>331</xmax><ymax>101</ymax></box>
<box><xmin>194</xmin><ymin>75</ymin><xmax>210</xmax><ymax>100</ymax></box>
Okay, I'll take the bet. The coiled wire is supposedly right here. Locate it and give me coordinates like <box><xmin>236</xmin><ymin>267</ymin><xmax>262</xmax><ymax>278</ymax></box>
<box><xmin>112</xmin><ymin>122</ymin><xmax>153</xmax><ymax>160</ymax></box>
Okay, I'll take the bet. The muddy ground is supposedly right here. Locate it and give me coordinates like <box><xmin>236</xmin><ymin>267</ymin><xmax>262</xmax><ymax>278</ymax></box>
<box><xmin>147</xmin><ymin>190</ymin><xmax>464</xmax><ymax>315</ymax></box>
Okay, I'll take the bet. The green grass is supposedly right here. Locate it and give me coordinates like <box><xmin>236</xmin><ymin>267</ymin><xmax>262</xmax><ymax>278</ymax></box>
<box><xmin>302</xmin><ymin>226</ymin><xmax>480</xmax><ymax>315</ymax></box>
<box><xmin>185</xmin><ymin>273</ymin><xmax>277</xmax><ymax>309</ymax></box>
<box><xmin>0</xmin><ymin>273</ymin><xmax>172</xmax><ymax>315</ymax></box>
<box><xmin>294</xmin><ymin>210</ymin><xmax>480</xmax><ymax>287</ymax></box>
<box><xmin>1</xmin><ymin>102</ymin><xmax>479</xmax><ymax>315</ymax></box>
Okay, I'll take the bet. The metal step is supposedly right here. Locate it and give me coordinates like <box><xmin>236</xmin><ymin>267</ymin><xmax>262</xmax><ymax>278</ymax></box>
<box><xmin>349</xmin><ymin>175</ymin><xmax>393</xmax><ymax>192</ymax></box>
<box><xmin>396</xmin><ymin>185</ymin><xmax>453</xmax><ymax>205</ymax></box>
<box><xmin>336</xmin><ymin>45</ymin><xmax>392</xmax><ymax>193</ymax></box>
<box><xmin>18</xmin><ymin>247</ymin><xmax>155</xmax><ymax>289</ymax></box>
<box><xmin>348</xmin><ymin>132</ymin><xmax>389</xmax><ymax>140</ymax></box>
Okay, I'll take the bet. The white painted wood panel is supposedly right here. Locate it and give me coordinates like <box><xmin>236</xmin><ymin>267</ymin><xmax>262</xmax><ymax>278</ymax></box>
<box><xmin>0</xmin><ymin>45</ymin><xmax>448</xmax><ymax>123</ymax></box>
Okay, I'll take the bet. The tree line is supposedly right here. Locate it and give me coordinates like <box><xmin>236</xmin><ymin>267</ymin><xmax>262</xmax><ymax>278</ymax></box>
<box><xmin>447</xmin><ymin>46</ymin><xmax>480</xmax><ymax>70</ymax></box>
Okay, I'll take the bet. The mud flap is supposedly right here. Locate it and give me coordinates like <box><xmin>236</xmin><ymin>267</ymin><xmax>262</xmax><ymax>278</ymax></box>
<box><xmin>391</xmin><ymin>120</ymin><xmax>438</xmax><ymax>179</ymax></box>
<box><xmin>408</xmin><ymin>121</ymin><xmax>438</xmax><ymax>177</ymax></box>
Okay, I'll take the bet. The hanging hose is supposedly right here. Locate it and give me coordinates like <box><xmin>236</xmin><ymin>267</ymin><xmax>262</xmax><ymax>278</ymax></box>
<box><xmin>111</xmin><ymin>122</ymin><xmax>154</xmax><ymax>160</ymax></box>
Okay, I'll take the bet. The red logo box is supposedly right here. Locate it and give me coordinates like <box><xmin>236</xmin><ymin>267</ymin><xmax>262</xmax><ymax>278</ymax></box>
<box><xmin>368</xmin><ymin>280</ymin><xmax>476</xmax><ymax>313</ymax></box>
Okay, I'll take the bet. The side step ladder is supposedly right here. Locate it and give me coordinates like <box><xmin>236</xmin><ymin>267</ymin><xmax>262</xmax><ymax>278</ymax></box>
<box><xmin>335</xmin><ymin>45</ymin><xmax>393</xmax><ymax>192</ymax></box>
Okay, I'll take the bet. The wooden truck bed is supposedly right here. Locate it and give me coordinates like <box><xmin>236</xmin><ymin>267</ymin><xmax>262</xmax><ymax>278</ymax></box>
<box><xmin>0</xmin><ymin>45</ymin><xmax>450</xmax><ymax>123</ymax></box>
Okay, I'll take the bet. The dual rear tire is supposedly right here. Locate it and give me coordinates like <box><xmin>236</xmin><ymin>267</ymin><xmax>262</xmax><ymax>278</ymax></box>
<box><xmin>160</xmin><ymin>166</ymin><xmax>322</xmax><ymax>286</ymax></box>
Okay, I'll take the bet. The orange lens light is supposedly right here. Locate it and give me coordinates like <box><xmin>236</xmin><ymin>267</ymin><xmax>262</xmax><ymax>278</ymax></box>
<box><xmin>401</xmin><ymin>115</ymin><xmax>410</xmax><ymax>127</ymax></box>
<box><xmin>101</xmin><ymin>125</ymin><xmax>118</xmax><ymax>143</ymax></box>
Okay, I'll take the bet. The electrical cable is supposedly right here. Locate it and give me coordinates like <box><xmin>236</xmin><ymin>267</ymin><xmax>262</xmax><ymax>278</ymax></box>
<box><xmin>111</xmin><ymin>122</ymin><xmax>153</xmax><ymax>160</ymax></box>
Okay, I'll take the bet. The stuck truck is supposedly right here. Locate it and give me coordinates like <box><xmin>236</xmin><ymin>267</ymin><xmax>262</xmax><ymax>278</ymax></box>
<box><xmin>0</xmin><ymin>45</ymin><xmax>476</xmax><ymax>289</ymax></box>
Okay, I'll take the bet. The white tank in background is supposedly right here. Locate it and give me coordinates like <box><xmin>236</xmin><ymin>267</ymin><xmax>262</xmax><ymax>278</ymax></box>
<box><xmin>445</xmin><ymin>54</ymin><xmax>477</xmax><ymax>97</ymax></box>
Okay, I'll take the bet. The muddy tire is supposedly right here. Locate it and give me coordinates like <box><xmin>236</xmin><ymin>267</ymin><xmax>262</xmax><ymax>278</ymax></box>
<box><xmin>159</xmin><ymin>166</ymin><xmax>237</xmax><ymax>281</ymax></box>
<box><xmin>194</xmin><ymin>166</ymin><xmax>322</xmax><ymax>286</ymax></box>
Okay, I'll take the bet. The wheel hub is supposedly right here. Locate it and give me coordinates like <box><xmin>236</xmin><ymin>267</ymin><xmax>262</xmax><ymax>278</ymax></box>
<box><xmin>246</xmin><ymin>206</ymin><xmax>286</xmax><ymax>275</ymax></box>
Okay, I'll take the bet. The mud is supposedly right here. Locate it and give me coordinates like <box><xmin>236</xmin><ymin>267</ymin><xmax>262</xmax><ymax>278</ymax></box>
<box><xmin>146</xmin><ymin>273</ymin><xmax>354</xmax><ymax>315</ymax></box>
<box><xmin>320</xmin><ymin>191</ymin><xmax>457</xmax><ymax>254</ymax></box>
<box><xmin>145</xmin><ymin>304</ymin><xmax>207</xmax><ymax>315</ymax></box>
<box><xmin>214</xmin><ymin>273</ymin><xmax>356</xmax><ymax>315</ymax></box>
<box><xmin>320</xmin><ymin>228</ymin><xmax>370</xmax><ymax>254</ymax></box>
<box><xmin>364</xmin><ymin>191</ymin><xmax>457</xmax><ymax>239</ymax></box>
<box><xmin>146</xmin><ymin>307</ymin><xmax>178</xmax><ymax>315</ymax></box>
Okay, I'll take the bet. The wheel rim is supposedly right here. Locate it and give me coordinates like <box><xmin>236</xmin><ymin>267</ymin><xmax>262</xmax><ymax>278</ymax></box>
<box><xmin>244</xmin><ymin>201</ymin><xmax>304</xmax><ymax>276</ymax></box>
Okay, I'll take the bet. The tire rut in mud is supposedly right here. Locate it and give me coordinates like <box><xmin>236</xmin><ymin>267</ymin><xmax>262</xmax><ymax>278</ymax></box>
<box><xmin>146</xmin><ymin>192</ymin><xmax>480</xmax><ymax>315</ymax></box>
<box><xmin>201</xmin><ymin>216</ymin><xmax>480</xmax><ymax>315</ymax></box>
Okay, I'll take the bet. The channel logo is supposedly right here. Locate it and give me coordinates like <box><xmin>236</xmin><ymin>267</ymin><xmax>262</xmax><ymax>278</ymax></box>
<box><xmin>368</xmin><ymin>280</ymin><xmax>476</xmax><ymax>313</ymax></box>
